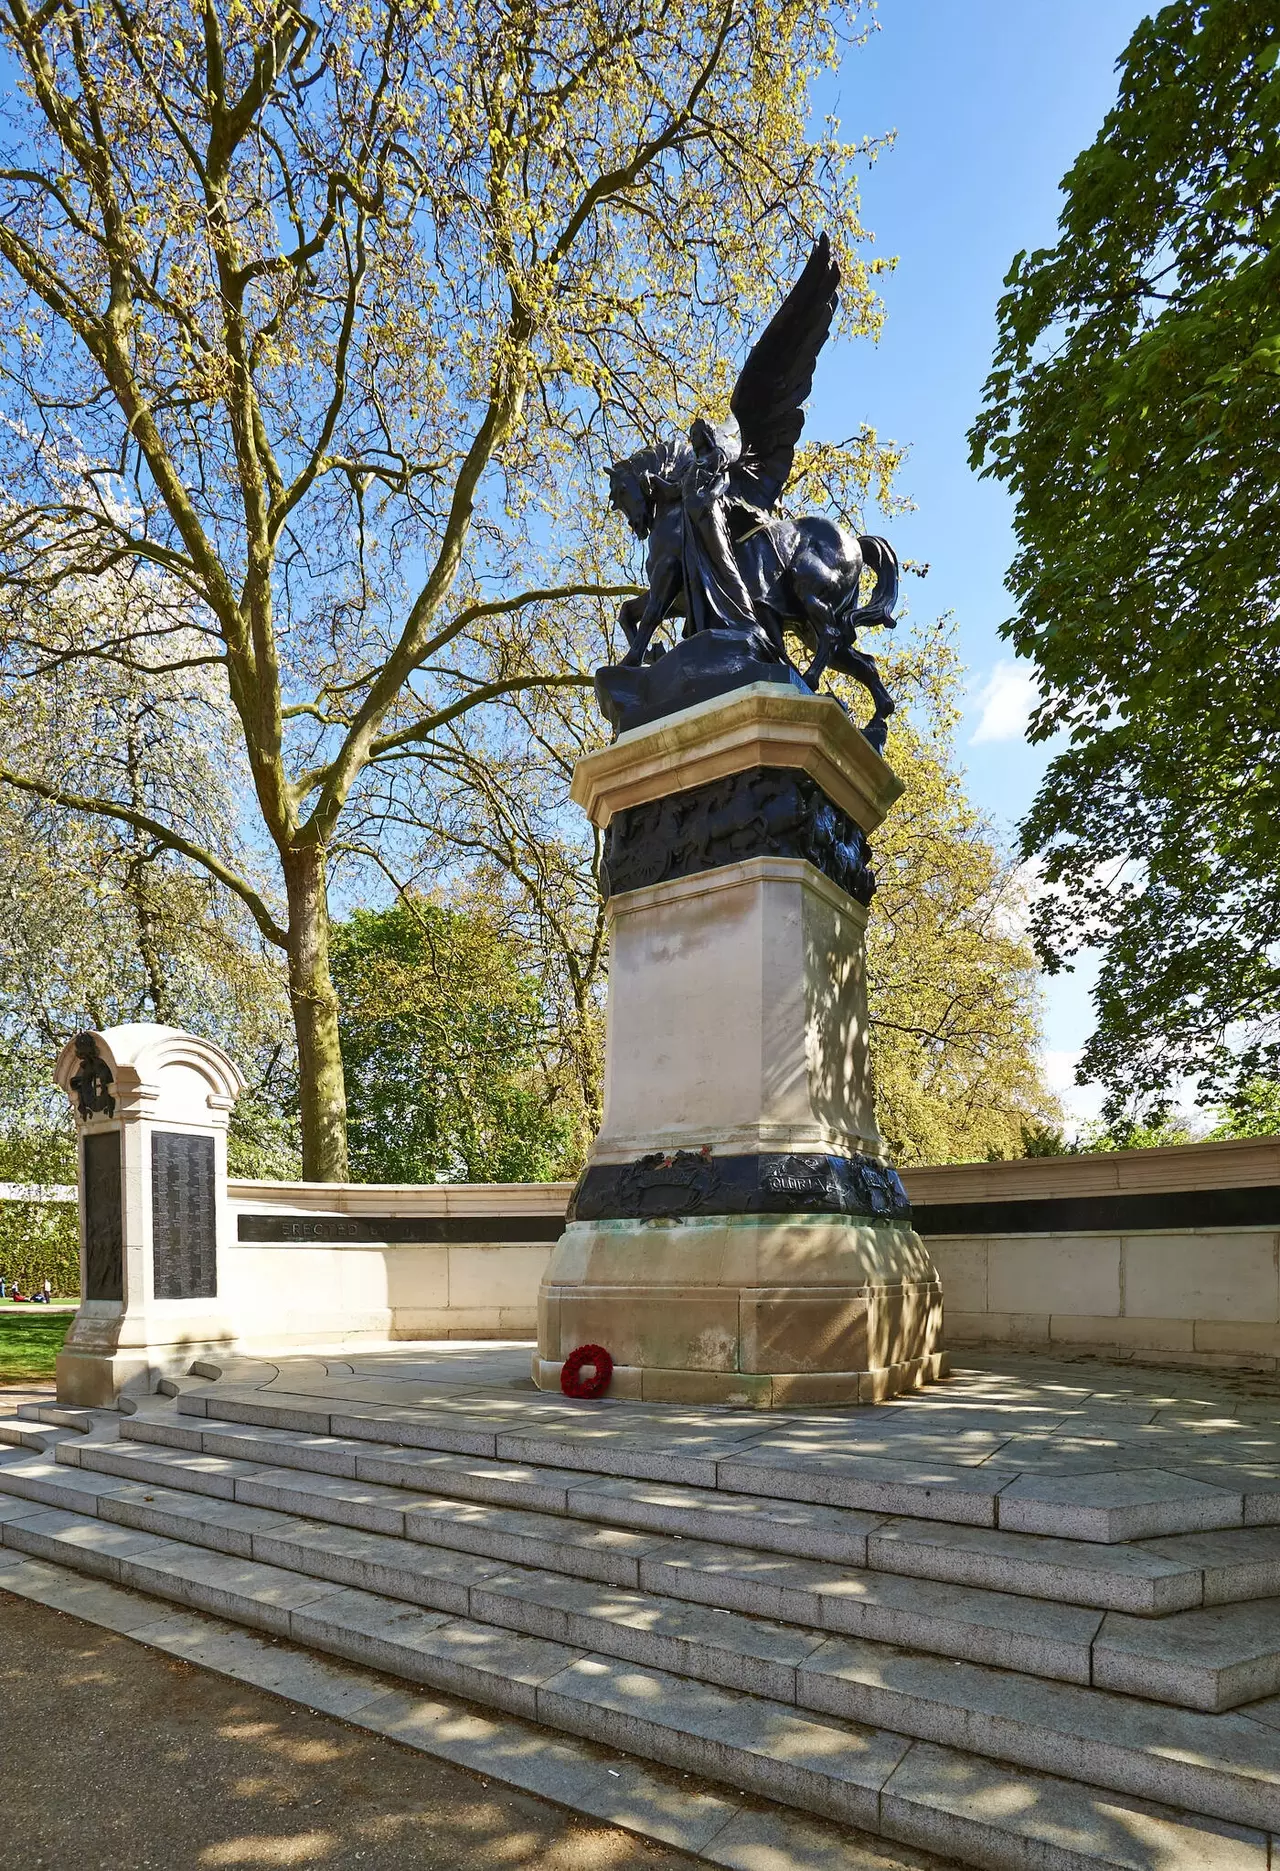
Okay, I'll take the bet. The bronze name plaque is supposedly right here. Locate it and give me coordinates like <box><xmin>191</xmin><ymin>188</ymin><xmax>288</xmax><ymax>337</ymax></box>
<box><xmin>151</xmin><ymin>1130</ymin><xmax>217</xmax><ymax>1300</ymax></box>
<box><xmin>83</xmin><ymin>1129</ymin><xmax>124</xmax><ymax>1301</ymax></box>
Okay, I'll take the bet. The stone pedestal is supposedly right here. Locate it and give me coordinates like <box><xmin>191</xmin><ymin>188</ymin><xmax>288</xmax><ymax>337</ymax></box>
<box><xmin>53</xmin><ymin>1023</ymin><xmax>246</xmax><ymax>1406</ymax></box>
<box><xmin>534</xmin><ymin>681</ymin><xmax>946</xmax><ymax>1406</ymax></box>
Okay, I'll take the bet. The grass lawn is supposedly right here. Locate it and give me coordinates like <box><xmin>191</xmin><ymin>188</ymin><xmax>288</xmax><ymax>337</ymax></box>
<box><xmin>0</xmin><ymin>1307</ymin><xmax>75</xmax><ymax>1382</ymax></box>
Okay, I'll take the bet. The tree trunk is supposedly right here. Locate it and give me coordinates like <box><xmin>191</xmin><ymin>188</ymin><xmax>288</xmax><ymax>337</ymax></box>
<box><xmin>282</xmin><ymin>843</ymin><xmax>348</xmax><ymax>1181</ymax></box>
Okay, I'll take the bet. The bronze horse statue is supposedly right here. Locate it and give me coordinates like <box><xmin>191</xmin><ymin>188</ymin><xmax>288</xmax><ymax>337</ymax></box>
<box><xmin>604</xmin><ymin>238</ymin><xmax>900</xmax><ymax>749</ymax></box>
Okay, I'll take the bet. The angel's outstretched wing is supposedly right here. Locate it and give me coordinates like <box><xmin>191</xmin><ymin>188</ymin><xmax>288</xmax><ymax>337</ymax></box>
<box><xmin>728</xmin><ymin>235</ymin><xmax>840</xmax><ymax>513</ymax></box>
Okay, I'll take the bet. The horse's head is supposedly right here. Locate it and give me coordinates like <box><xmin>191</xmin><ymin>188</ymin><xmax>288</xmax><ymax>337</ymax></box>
<box><xmin>608</xmin><ymin>440</ymin><xmax>687</xmax><ymax>540</ymax></box>
<box><xmin>607</xmin><ymin>459</ymin><xmax>652</xmax><ymax>540</ymax></box>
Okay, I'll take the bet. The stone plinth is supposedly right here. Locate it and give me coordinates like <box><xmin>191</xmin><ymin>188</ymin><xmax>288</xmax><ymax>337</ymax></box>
<box><xmin>53</xmin><ymin>1023</ymin><xmax>245</xmax><ymax>1406</ymax></box>
<box><xmin>535</xmin><ymin>680</ymin><xmax>947</xmax><ymax>1406</ymax></box>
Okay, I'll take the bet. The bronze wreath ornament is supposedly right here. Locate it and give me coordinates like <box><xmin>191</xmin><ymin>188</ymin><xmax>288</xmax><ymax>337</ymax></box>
<box><xmin>560</xmin><ymin>1343</ymin><xmax>613</xmax><ymax>1399</ymax></box>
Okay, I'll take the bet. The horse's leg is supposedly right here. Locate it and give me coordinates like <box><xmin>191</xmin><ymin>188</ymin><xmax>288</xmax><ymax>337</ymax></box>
<box><xmin>617</xmin><ymin>595</ymin><xmax>645</xmax><ymax>655</ymax></box>
<box><xmin>802</xmin><ymin>609</ymin><xmax>836</xmax><ymax>690</ymax></box>
<box><xmin>621</xmin><ymin>559</ymin><xmax>682</xmax><ymax>666</ymax></box>
<box><xmin>837</xmin><ymin>646</ymin><xmax>896</xmax><ymax>750</ymax></box>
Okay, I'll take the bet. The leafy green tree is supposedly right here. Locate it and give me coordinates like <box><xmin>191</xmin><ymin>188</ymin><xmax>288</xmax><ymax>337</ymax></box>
<box><xmin>0</xmin><ymin>672</ymin><xmax>300</xmax><ymax>1182</ymax></box>
<box><xmin>864</xmin><ymin>625</ymin><xmax>1062</xmax><ymax>1164</ymax></box>
<box><xmin>331</xmin><ymin>896</ymin><xmax>574</xmax><ymax>1184</ymax></box>
<box><xmin>1077</xmin><ymin>1110</ymin><xmax>1199</xmax><ymax>1153</ymax></box>
<box><xmin>0</xmin><ymin>0</ymin><xmax>897</xmax><ymax>1177</ymax></box>
<box><xmin>970</xmin><ymin>2</ymin><xmax>1280</xmax><ymax>1119</ymax></box>
<box><xmin>1207</xmin><ymin>1079</ymin><xmax>1280</xmax><ymax>1139</ymax></box>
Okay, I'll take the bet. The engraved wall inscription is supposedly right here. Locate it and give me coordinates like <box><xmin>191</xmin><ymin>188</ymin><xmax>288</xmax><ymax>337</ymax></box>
<box><xmin>83</xmin><ymin>1129</ymin><xmax>124</xmax><ymax>1301</ymax></box>
<box><xmin>151</xmin><ymin>1131</ymin><xmax>217</xmax><ymax>1300</ymax></box>
<box><xmin>236</xmin><ymin>1213</ymin><xmax>563</xmax><ymax>1245</ymax></box>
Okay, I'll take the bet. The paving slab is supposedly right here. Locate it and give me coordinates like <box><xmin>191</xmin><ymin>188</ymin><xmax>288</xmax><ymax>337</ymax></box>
<box><xmin>403</xmin><ymin>1493</ymin><xmax>669</xmax><ymax>1584</ymax></box>
<box><xmin>119</xmin><ymin>1541</ymin><xmax>349</xmax><ymax>1633</ymax></box>
<box><xmin>703</xmin><ymin>1804</ymin><xmax>950</xmax><ymax>1871</ymax></box>
<box><xmin>637</xmin><ymin>1539</ymin><xmax>1103</xmax><ymax>1682</ymax></box>
<box><xmin>359</xmin><ymin>1685</ymin><xmax>746</xmax><ymax>1857</ymax></box>
<box><xmin>1093</xmin><ymin>1597</ymin><xmax>1280</xmax><ymax>1711</ymax></box>
<box><xmin>61</xmin><ymin>1438</ymin><xmax>259</xmax><ymax>1499</ymax></box>
<box><xmin>2</xmin><ymin>1504</ymin><xmax>180</xmax><ymax>1579</ymax></box>
<box><xmin>1140</xmin><ymin>1526</ymin><xmax>1280</xmax><ymax>1606</ymax></box>
<box><xmin>291</xmin><ymin>1592</ymin><xmax>584</xmax><ymax>1720</ymax></box>
<box><xmin>716</xmin><ymin>1449</ymin><xmax>998</xmax><ymax>1525</ymax></box>
<box><xmin>880</xmin><ymin>1740</ymin><xmax>1270</xmax><ymax>1871</ymax></box>
<box><xmin>565</xmin><ymin>1477</ymin><xmax>886</xmax><ymax>1563</ymax></box>
<box><xmin>231</xmin><ymin>1461</ymin><xmax>430</xmax><ymax>1533</ymax></box>
<box><xmin>100</xmin><ymin>1482</ymin><xmax>298</xmax><ymax>1556</ymax></box>
<box><xmin>793</xmin><ymin>1633</ymin><xmax>1280</xmax><ymax>1830</ymax></box>
<box><xmin>495</xmin><ymin>1429</ymin><xmax>726</xmax><ymax>1489</ymax></box>
<box><xmin>0</xmin><ymin>1453</ymin><xmax>138</xmax><ymax>1516</ymax></box>
<box><xmin>997</xmin><ymin>1470</ymin><xmax>1243</xmax><ymax>1542</ymax></box>
<box><xmin>358</xmin><ymin>1445</ymin><xmax>591</xmax><ymax>1511</ymax></box>
<box><xmin>196</xmin><ymin>1420</ymin><xmax>375</xmax><ymax>1476</ymax></box>
<box><xmin>866</xmin><ymin>1518</ymin><xmax>1204</xmax><ymax>1616</ymax></box>
<box><xmin>470</xmin><ymin>1565</ymin><xmax>828</xmax><ymax>1700</ymax></box>
<box><xmin>536</xmin><ymin>1654</ymin><xmax>912</xmax><ymax>1833</ymax></box>
<box><xmin>253</xmin><ymin>1515</ymin><xmax>506</xmax><ymax>1612</ymax></box>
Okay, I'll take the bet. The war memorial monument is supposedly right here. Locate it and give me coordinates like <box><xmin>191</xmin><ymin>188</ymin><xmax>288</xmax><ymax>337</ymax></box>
<box><xmin>534</xmin><ymin>236</ymin><xmax>946</xmax><ymax>1405</ymax></box>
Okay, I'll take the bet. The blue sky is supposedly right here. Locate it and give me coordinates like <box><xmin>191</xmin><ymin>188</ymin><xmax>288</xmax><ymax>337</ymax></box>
<box><xmin>813</xmin><ymin>0</ymin><xmax>1154</xmax><ymax>1124</ymax></box>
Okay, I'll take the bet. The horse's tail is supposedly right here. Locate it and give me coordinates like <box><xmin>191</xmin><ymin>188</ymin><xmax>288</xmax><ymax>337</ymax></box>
<box><xmin>837</xmin><ymin>534</ymin><xmax>899</xmax><ymax>630</ymax></box>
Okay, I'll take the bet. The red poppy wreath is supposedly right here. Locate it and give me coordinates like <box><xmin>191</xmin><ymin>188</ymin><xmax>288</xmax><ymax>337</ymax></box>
<box><xmin>560</xmin><ymin>1342</ymin><xmax>613</xmax><ymax>1399</ymax></box>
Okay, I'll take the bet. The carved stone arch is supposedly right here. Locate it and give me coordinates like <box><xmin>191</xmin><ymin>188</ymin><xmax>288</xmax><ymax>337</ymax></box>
<box><xmin>55</xmin><ymin>1022</ymin><xmax>247</xmax><ymax>1122</ymax></box>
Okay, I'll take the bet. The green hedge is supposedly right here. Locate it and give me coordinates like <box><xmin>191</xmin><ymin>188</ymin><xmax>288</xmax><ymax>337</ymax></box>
<box><xmin>0</xmin><ymin>1199</ymin><xmax>79</xmax><ymax>1296</ymax></box>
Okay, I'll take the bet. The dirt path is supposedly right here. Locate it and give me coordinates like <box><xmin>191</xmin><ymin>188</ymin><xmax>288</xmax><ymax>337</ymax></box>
<box><xmin>0</xmin><ymin>1591</ymin><xmax>705</xmax><ymax>1871</ymax></box>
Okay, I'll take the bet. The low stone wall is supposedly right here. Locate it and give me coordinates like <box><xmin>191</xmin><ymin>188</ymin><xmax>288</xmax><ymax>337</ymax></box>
<box><xmin>221</xmin><ymin>1137</ymin><xmax>1280</xmax><ymax>1368</ymax></box>
<box><xmin>225</xmin><ymin>1178</ymin><xmax>571</xmax><ymax>1347</ymax></box>
<box><xmin>908</xmin><ymin>1136</ymin><xmax>1280</xmax><ymax>1373</ymax></box>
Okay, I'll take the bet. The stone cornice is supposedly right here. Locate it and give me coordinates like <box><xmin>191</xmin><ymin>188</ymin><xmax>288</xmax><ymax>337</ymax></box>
<box><xmin>571</xmin><ymin>682</ymin><xmax>903</xmax><ymax>834</ymax></box>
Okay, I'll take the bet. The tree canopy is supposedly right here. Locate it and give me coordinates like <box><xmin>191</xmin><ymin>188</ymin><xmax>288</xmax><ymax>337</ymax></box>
<box><xmin>0</xmin><ymin>652</ymin><xmax>298</xmax><ymax>1175</ymax></box>
<box><xmin>969</xmin><ymin>1</ymin><xmax>1280</xmax><ymax>1122</ymax></box>
<box><xmin>863</xmin><ymin>626</ymin><xmax>1061</xmax><ymax>1163</ymax></box>
<box><xmin>0</xmin><ymin>0</ymin><xmax>896</xmax><ymax>1174</ymax></box>
<box><xmin>331</xmin><ymin>895</ymin><xmax>573</xmax><ymax>1182</ymax></box>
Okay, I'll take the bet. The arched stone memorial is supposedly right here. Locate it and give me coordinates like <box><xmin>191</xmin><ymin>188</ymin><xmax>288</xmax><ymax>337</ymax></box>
<box><xmin>53</xmin><ymin>1022</ymin><xmax>245</xmax><ymax>1405</ymax></box>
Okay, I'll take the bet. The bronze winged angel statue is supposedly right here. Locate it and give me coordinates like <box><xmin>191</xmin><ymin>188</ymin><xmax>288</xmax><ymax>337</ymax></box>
<box><xmin>600</xmin><ymin>235</ymin><xmax>899</xmax><ymax>745</ymax></box>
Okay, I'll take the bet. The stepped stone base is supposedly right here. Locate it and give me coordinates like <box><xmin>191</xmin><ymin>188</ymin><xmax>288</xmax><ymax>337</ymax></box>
<box><xmin>5</xmin><ymin>1345</ymin><xmax>1280</xmax><ymax>1871</ymax></box>
<box><xmin>56</xmin><ymin>1304</ymin><xmax>236</xmax><ymax>1408</ymax></box>
<box><xmin>534</xmin><ymin>1214</ymin><xmax>946</xmax><ymax>1406</ymax></box>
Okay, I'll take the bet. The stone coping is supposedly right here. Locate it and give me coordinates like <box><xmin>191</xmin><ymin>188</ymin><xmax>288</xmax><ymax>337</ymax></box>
<box><xmin>570</xmin><ymin>683</ymin><xmax>903</xmax><ymax>835</ymax></box>
<box><xmin>908</xmin><ymin>1135</ymin><xmax>1280</xmax><ymax>1204</ymax></box>
<box><xmin>227</xmin><ymin>1179</ymin><xmax>573</xmax><ymax>1216</ymax></box>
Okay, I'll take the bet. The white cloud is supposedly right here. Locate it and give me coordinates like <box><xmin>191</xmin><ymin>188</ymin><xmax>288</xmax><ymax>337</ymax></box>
<box><xmin>970</xmin><ymin>661</ymin><xmax>1040</xmax><ymax>745</ymax></box>
<box><xmin>1040</xmin><ymin>1049</ymin><xmax>1107</xmax><ymax>1129</ymax></box>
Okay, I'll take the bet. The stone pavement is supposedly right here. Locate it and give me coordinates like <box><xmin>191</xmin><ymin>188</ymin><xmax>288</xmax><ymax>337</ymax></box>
<box><xmin>2</xmin><ymin>1344</ymin><xmax>1279</xmax><ymax>1870</ymax></box>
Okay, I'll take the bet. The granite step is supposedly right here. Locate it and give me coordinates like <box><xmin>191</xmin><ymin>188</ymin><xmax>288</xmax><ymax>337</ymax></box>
<box><xmin>0</xmin><ymin>1419</ymin><xmax>77</xmax><ymax>1453</ymax></box>
<box><xmin>121</xmin><ymin>1406</ymin><xmax>1279</xmax><ymax>1616</ymax></box>
<box><xmin>0</xmin><ymin>1454</ymin><xmax>1099</xmax><ymax>1697</ymax></box>
<box><xmin>1</xmin><ymin>1485</ymin><xmax>1278</xmax><ymax>1849</ymax></box>
<box><xmin>0</xmin><ymin>1546</ymin><xmax>1264</xmax><ymax>1871</ymax></box>
<box><xmin>16</xmin><ymin>1403</ymin><xmax>95</xmax><ymax>1432</ymax></box>
<box><xmin>168</xmin><ymin>1380</ymin><xmax>1280</xmax><ymax>1539</ymax></box>
<box><xmin>44</xmin><ymin>1438</ymin><xmax>1280</xmax><ymax>1711</ymax></box>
